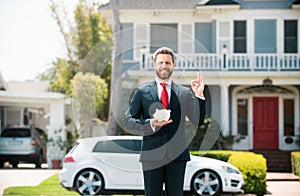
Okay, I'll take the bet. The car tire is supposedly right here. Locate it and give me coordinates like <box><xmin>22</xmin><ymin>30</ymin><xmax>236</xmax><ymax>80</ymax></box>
<box><xmin>191</xmin><ymin>169</ymin><xmax>222</xmax><ymax>196</ymax></box>
<box><xmin>11</xmin><ymin>161</ymin><xmax>18</xmax><ymax>168</ymax></box>
<box><xmin>75</xmin><ymin>169</ymin><xmax>103</xmax><ymax>196</ymax></box>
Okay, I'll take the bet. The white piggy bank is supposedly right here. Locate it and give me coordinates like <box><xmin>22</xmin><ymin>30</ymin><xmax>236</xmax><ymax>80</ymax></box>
<box><xmin>153</xmin><ymin>109</ymin><xmax>171</xmax><ymax>122</ymax></box>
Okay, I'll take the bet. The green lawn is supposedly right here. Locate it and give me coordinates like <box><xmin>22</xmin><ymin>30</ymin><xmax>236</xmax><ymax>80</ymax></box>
<box><xmin>3</xmin><ymin>174</ymin><xmax>140</xmax><ymax>196</ymax></box>
<box><xmin>3</xmin><ymin>174</ymin><xmax>78</xmax><ymax>196</ymax></box>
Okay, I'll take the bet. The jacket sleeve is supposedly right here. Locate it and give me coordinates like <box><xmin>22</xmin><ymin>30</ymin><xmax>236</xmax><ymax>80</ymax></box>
<box><xmin>186</xmin><ymin>88</ymin><xmax>206</xmax><ymax>126</ymax></box>
<box><xmin>125</xmin><ymin>88</ymin><xmax>154</xmax><ymax>136</ymax></box>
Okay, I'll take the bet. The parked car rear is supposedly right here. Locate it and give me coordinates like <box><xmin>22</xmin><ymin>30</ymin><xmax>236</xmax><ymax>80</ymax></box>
<box><xmin>0</xmin><ymin>126</ymin><xmax>47</xmax><ymax>168</ymax></box>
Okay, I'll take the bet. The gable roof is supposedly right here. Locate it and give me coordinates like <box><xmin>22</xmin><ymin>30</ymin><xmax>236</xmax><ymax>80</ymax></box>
<box><xmin>100</xmin><ymin>0</ymin><xmax>209</xmax><ymax>10</ymax></box>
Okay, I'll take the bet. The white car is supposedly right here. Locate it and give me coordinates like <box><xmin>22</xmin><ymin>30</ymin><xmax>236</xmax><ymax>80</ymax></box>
<box><xmin>59</xmin><ymin>136</ymin><xmax>244</xmax><ymax>196</ymax></box>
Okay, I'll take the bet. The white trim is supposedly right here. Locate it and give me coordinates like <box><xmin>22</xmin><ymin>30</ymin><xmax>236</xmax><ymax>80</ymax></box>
<box><xmin>278</xmin><ymin>18</ymin><xmax>283</xmax><ymax>54</ymax></box>
<box><xmin>298</xmin><ymin>18</ymin><xmax>300</xmax><ymax>54</ymax></box>
<box><xmin>220</xmin><ymin>83</ymin><xmax>229</xmax><ymax>135</ymax></box>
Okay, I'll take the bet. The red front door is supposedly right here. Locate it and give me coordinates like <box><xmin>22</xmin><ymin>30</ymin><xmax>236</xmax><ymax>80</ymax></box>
<box><xmin>253</xmin><ymin>97</ymin><xmax>279</xmax><ymax>149</ymax></box>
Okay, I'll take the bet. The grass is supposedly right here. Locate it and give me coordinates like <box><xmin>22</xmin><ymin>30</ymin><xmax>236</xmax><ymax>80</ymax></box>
<box><xmin>3</xmin><ymin>174</ymin><xmax>140</xmax><ymax>196</ymax></box>
<box><xmin>3</xmin><ymin>174</ymin><xmax>78</xmax><ymax>196</ymax></box>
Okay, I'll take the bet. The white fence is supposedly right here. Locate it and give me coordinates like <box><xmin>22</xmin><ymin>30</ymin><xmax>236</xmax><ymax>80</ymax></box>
<box><xmin>140</xmin><ymin>53</ymin><xmax>300</xmax><ymax>71</ymax></box>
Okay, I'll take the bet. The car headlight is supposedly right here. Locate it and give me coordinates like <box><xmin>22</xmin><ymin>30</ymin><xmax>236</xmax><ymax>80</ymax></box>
<box><xmin>222</xmin><ymin>166</ymin><xmax>240</xmax><ymax>174</ymax></box>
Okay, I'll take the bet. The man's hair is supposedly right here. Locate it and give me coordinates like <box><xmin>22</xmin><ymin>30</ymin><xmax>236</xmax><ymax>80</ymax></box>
<box><xmin>153</xmin><ymin>47</ymin><xmax>175</xmax><ymax>63</ymax></box>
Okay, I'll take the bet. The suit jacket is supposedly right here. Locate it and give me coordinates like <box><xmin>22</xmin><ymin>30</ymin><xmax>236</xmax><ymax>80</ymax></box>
<box><xmin>125</xmin><ymin>81</ymin><xmax>205</xmax><ymax>162</ymax></box>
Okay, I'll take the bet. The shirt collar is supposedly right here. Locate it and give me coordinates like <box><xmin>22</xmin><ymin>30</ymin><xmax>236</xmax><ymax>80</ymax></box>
<box><xmin>155</xmin><ymin>77</ymin><xmax>172</xmax><ymax>87</ymax></box>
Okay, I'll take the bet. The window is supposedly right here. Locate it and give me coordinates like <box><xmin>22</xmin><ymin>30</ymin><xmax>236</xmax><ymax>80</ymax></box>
<box><xmin>284</xmin><ymin>99</ymin><xmax>294</xmax><ymax>136</ymax></box>
<box><xmin>234</xmin><ymin>21</ymin><xmax>247</xmax><ymax>53</ymax></box>
<box><xmin>150</xmin><ymin>23</ymin><xmax>178</xmax><ymax>53</ymax></box>
<box><xmin>237</xmin><ymin>99</ymin><xmax>248</xmax><ymax>135</ymax></box>
<box><xmin>1</xmin><ymin>128</ymin><xmax>31</xmax><ymax>137</ymax></box>
<box><xmin>284</xmin><ymin>20</ymin><xmax>298</xmax><ymax>53</ymax></box>
<box><xmin>93</xmin><ymin>139</ymin><xmax>141</xmax><ymax>154</ymax></box>
<box><xmin>255</xmin><ymin>19</ymin><xmax>276</xmax><ymax>53</ymax></box>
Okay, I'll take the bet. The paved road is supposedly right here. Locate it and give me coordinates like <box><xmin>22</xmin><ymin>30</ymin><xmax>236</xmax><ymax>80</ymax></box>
<box><xmin>0</xmin><ymin>163</ymin><xmax>59</xmax><ymax>195</ymax></box>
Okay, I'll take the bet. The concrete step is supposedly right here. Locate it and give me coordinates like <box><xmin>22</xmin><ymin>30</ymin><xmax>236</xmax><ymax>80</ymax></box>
<box><xmin>266</xmin><ymin>172</ymin><xmax>299</xmax><ymax>181</ymax></box>
<box><xmin>254</xmin><ymin>150</ymin><xmax>292</xmax><ymax>172</ymax></box>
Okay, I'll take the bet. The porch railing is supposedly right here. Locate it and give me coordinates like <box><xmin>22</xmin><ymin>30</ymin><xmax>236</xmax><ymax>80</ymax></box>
<box><xmin>140</xmin><ymin>53</ymin><xmax>300</xmax><ymax>71</ymax></box>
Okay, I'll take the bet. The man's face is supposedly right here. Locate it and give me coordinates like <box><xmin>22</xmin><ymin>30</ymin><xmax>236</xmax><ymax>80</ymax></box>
<box><xmin>154</xmin><ymin>53</ymin><xmax>175</xmax><ymax>81</ymax></box>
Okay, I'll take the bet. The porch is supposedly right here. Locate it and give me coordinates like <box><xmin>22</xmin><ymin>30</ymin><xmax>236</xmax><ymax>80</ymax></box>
<box><xmin>140</xmin><ymin>52</ymin><xmax>300</xmax><ymax>71</ymax></box>
<box><xmin>124</xmin><ymin>51</ymin><xmax>300</xmax><ymax>152</ymax></box>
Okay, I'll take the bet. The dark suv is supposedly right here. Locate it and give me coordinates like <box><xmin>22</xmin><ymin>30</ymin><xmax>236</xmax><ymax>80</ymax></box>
<box><xmin>0</xmin><ymin>126</ymin><xmax>47</xmax><ymax>168</ymax></box>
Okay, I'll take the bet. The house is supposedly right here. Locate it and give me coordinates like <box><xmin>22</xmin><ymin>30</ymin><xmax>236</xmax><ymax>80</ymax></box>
<box><xmin>100</xmin><ymin>0</ymin><xmax>300</xmax><ymax>170</ymax></box>
<box><xmin>0</xmin><ymin>71</ymin><xmax>69</xmax><ymax>167</ymax></box>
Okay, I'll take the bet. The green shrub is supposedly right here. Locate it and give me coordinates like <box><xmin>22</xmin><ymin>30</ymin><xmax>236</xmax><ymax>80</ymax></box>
<box><xmin>228</xmin><ymin>152</ymin><xmax>267</xmax><ymax>196</ymax></box>
<box><xmin>190</xmin><ymin>150</ymin><xmax>235</xmax><ymax>162</ymax></box>
<box><xmin>291</xmin><ymin>151</ymin><xmax>300</xmax><ymax>178</ymax></box>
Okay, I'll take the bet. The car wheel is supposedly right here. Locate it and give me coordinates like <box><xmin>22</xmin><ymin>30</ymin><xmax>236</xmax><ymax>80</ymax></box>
<box><xmin>191</xmin><ymin>170</ymin><xmax>221</xmax><ymax>196</ymax></box>
<box><xmin>10</xmin><ymin>161</ymin><xmax>18</xmax><ymax>168</ymax></box>
<box><xmin>75</xmin><ymin>169</ymin><xmax>103</xmax><ymax>195</ymax></box>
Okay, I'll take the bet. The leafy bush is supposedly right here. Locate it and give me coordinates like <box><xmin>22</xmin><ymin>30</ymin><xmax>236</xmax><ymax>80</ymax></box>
<box><xmin>291</xmin><ymin>151</ymin><xmax>300</xmax><ymax>178</ymax></box>
<box><xmin>228</xmin><ymin>152</ymin><xmax>267</xmax><ymax>196</ymax></box>
<box><xmin>190</xmin><ymin>150</ymin><xmax>235</xmax><ymax>162</ymax></box>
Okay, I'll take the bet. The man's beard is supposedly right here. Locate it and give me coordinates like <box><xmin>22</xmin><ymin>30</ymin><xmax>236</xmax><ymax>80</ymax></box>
<box><xmin>156</xmin><ymin>69</ymin><xmax>173</xmax><ymax>80</ymax></box>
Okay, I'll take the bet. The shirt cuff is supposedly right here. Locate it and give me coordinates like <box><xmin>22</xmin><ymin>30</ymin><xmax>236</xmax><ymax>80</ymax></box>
<box><xmin>196</xmin><ymin>95</ymin><xmax>205</xmax><ymax>100</ymax></box>
<box><xmin>150</xmin><ymin>119</ymin><xmax>156</xmax><ymax>132</ymax></box>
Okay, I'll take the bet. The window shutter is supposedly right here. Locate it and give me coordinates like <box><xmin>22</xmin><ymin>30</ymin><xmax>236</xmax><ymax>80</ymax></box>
<box><xmin>180</xmin><ymin>24</ymin><xmax>193</xmax><ymax>53</ymax></box>
<box><xmin>134</xmin><ymin>24</ymin><xmax>148</xmax><ymax>59</ymax></box>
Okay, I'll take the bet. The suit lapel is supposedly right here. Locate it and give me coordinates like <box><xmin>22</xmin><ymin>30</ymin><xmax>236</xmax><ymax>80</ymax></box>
<box><xmin>170</xmin><ymin>81</ymin><xmax>180</xmax><ymax>110</ymax></box>
<box><xmin>147</xmin><ymin>80</ymin><xmax>180</xmax><ymax>109</ymax></box>
<box><xmin>148</xmin><ymin>81</ymin><xmax>159</xmax><ymax>102</ymax></box>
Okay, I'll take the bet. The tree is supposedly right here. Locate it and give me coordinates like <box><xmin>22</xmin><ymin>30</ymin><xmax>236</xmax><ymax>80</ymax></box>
<box><xmin>72</xmin><ymin>72</ymin><xmax>108</xmax><ymax>137</ymax></box>
<box><xmin>44</xmin><ymin>0</ymin><xmax>112</xmax><ymax>120</ymax></box>
<box><xmin>107</xmin><ymin>0</ymin><xmax>123</xmax><ymax>135</ymax></box>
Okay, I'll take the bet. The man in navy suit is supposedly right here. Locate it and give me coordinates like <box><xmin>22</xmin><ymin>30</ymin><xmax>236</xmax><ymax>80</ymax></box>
<box><xmin>125</xmin><ymin>47</ymin><xmax>206</xmax><ymax>196</ymax></box>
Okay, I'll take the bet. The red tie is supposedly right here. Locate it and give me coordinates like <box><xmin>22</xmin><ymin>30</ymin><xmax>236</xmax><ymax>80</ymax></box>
<box><xmin>160</xmin><ymin>83</ymin><xmax>168</xmax><ymax>109</ymax></box>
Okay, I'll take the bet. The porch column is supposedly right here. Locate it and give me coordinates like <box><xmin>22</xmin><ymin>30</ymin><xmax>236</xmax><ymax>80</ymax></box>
<box><xmin>46</xmin><ymin>99</ymin><xmax>66</xmax><ymax>168</ymax></box>
<box><xmin>220</xmin><ymin>84</ymin><xmax>229</xmax><ymax>135</ymax></box>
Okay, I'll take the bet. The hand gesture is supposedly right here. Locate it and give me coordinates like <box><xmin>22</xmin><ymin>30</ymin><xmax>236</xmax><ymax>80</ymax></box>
<box><xmin>191</xmin><ymin>72</ymin><xmax>205</xmax><ymax>97</ymax></box>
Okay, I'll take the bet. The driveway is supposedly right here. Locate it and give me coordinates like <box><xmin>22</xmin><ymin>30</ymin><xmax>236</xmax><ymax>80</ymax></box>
<box><xmin>0</xmin><ymin>163</ymin><xmax>59</xmax><ymax>195</ymax></box>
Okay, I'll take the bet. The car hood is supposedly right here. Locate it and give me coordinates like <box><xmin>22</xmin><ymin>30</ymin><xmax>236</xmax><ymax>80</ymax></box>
<box><xmin>190</xmin><ymin>155</ymin><xmax>239</xmax><ymax>170</ymax></box>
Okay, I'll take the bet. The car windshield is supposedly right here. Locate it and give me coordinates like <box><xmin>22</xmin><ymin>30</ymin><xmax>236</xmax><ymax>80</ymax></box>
<box><xmin>0</xmin><ymin>128</ymin><xmax>31</xmax><ymax>137</ymax></box>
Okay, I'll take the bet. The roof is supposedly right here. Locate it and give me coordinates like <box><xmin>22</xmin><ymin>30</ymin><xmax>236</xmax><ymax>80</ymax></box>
<box><xmin>100</xmin><ymin>0</ymin><xmax>205</xmax><ymax>10</ymax></box>
<box><xmin>7</xmin><ymin>81</ymin><xmax>51</xmax><ymax>93</ymax></box>
<box><xmin>0</xmin><ymin>90</ymin><xmax>65</xmax><ymax>100</ymax></box>
<box><xmin>202</xmin><ymin>0</ymin><xmax>239</xmax><ymax>6</ymax></box>
<box><xmin>293</xmin><ymin>0</ymin><xmax>300</xmax><ymax>4</ymax></box>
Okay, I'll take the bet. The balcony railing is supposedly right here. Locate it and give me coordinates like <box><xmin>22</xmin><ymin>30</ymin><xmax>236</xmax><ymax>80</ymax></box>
<box><xmin>140</xmin><ymin>53</ymin><xmax>300</xmax><ymax>71</ymax></box>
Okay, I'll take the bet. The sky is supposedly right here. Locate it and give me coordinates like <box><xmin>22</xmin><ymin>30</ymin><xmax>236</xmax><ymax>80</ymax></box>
<box><xmin>0</xmin><ymin>0</ymin><xmax>108</xmax><ymax>82</ymax></box>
